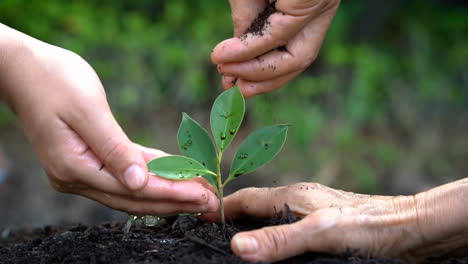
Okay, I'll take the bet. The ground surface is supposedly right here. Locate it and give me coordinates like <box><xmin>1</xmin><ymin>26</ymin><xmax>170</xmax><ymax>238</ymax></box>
<box><xmin>1</xmin><ymin>214</ymin><xmax>468</xmax><ymax>264</ymax></box>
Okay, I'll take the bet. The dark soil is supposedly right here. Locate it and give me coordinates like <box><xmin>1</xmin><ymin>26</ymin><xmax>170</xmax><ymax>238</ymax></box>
<box><xmin>1</xmin><ymin>210</ymin><xmax>467</xmax><ymax>264</ymax></box>
<box><xmin>242</xmin><ymin>1</ymin><xmax>287</xmax><ymax>52</ymax></box>
<box><xmin>244</xmin><ymin>1</ymin><xmax>277</xmax><ymax>37</ymax></box>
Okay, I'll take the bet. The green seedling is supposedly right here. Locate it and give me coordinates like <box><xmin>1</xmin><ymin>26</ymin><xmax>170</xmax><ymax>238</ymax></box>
<box><xmin>147</xmin><ymin>86</ymin><xmax>288</xmax><ymax>225</ymax></box>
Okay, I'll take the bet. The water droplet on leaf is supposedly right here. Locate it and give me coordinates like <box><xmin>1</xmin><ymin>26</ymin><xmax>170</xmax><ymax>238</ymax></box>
<box><xmin>238</xmin><ymin>152</ymin><xmax>248</xmax><ymax>159</ymax></box>
<box><xmin>220</xmin><ymin>132</ymin><xmax>226</xmax><ymax>140</ymax></box>
<box><xmin>229</xmin><ymin>128</ymin><xmax>236</xmax><ymax>135</ymax></box>
<box><xmin>182</xmin><ymin>139</ymin><xmax>193</xmax><ymax>150</ymax></box>
<box><xmin>220</xmin><ymin>112</ymin><xmax>233</xmax><ymax>119</ymax></box>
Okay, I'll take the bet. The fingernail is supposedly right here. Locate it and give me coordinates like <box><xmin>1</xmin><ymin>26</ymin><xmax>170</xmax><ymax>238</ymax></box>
<box><xmin>233</xmin><ymin>235</ymin><xmax>258</xmax><ymax>254</ymax></box>
<box><xmin>123</xmin><ymin>164</ymin><xmax>146</xmax><ymax>190</ymax></box>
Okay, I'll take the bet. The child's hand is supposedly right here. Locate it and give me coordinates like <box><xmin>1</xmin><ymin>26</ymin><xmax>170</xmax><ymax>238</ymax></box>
<box><xmin>0</xmin><ymin>24</ymin><xmax>219</xmax><ymax>215</ymax></box>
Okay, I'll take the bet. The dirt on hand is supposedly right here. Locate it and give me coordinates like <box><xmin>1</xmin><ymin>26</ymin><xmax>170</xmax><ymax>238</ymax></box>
<box><xmin>244</xmin><ymin>1</ymin><xmax>277</xmax><ymax>37</ymax></box>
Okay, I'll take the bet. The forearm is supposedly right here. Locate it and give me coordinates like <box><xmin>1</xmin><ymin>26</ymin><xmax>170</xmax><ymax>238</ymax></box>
<box><xmin>413</xmin><ymin>178</ymin><xmax>468</xmax><ymax>257</ymax></box>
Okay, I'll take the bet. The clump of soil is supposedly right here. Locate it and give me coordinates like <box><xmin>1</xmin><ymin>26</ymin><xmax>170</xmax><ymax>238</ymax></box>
<box><xmin>244</xmin><ymin>1</ymin><xmax>277</xmax><ymax>36</ymax></box>
<box><xmin>1</xmin><ymin>208</ymin><xmax>467</xmax><ymax>264</ymax></box>
<box><xmin>242</xmin><ymin>1</ymin><xmax>287</xmax><ymax>52</ymax></box>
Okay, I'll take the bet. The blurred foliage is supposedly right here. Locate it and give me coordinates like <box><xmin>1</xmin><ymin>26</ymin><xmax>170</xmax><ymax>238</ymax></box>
<box><xmin>1</xmin><ymin>0</ymin><xmax>467</xmax><ymax>194</ymax></box>
<box><xmin>250</xmin><ymin>0</ymin><xmax>468</xmax><ymax>193</ymax></box>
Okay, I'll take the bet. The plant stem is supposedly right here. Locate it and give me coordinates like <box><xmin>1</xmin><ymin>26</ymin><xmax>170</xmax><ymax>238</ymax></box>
<box><xmin>216</xmin><ymin>153</ymin><xmax>225</xmax><ymax>227</ymax></box>
<box><xmin>222</xmin><ymin>176</ymin><xmax>234</xmax><ymax>188</ymax></box>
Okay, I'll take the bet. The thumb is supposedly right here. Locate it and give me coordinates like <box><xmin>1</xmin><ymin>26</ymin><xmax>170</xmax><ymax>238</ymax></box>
<box><xmin>64</xmin><ymin>103</ymin><xmax>147</xmax><ymax>191</ymax></box>
<box><xmin>228</xmin><ymin>0</ymin><xmax>267</xmax><ymax>37</ymax></box>
<box><xmin>231</xmin><ymin>220</ymin><xmax>311</xmax><ymax>263</ymax></box>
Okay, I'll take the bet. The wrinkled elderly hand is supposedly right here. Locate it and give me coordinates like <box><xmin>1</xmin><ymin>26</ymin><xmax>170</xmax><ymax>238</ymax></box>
<box><xmin>205</xmin><ymin>179</ymin><xmax>468</xmax><ymax>263</ymax></box>
<box><xmin>212</xmin><ymin>0</ymin><xmax>340</xmax><ymax>97</ymax></box>
<box><xmin>0</xmin><ymin>24</ymin><xmax>219</xmax><ymax>215</ymax></box>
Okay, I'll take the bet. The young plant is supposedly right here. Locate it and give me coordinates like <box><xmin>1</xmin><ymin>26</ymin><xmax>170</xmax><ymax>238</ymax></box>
<box><xmin>147</xmin><ymin>86</ymin><xmax>288</xmax><ymax>225</ymax></box>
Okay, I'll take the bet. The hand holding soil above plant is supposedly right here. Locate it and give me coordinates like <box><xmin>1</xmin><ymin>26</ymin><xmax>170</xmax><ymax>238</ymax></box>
<box><xmin>203</xmin><ymin>179</ymin><xmax>468</xmax><ymax>263</ymax></box>
<box><xmin>212</xmin><ymin>0</ymin><xmax>341</xmax><ymax>97</ymax></box>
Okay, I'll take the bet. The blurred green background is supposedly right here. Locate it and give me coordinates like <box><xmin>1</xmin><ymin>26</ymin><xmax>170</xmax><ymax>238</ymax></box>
<box><xmin>0</xmin><ymin>0</ymin><xmax>467</xmax><ymax>226</ymax></box>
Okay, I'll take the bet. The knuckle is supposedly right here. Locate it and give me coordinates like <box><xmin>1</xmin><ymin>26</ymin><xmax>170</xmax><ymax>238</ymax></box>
<box><xmin>236</xmin><ymin>187</ymin><xmax>259</xmax><ymax>196</ymax></box>
<box><xmin>314</xmin><ymin>0</ymin><xmax>340</xmax><ymax>13</ymax></box>
<box><xmin>100</xmin><ymin>137</ymin><xmax>130</xmax><ymax>168</ymax></box>
<box><xmin>308</xmin><ymin>182</ymin><xmax>324</xmax><ymax>189</ymax></box>
<box><xmin>263</xmin><ymin>227</ymin><xmax>289</xmax><ymax>253</ymax></box>
<box><xmin>273</xmin><ymin>37</ymin><xmax>288</xmax><ymax>49</ymax></box>
<box><xmin>295</xmin><ymin>52</ymin><xmax>317</xmax><ymax>71</ymax></box>
<box><xmin>49</xmin><ymin>179</ymin><xmax>68</xmax><ymax>193</ymax></box>
<box><xmin>325</xmin><ymin>0</ymin><xmax>341</xmax><ymax>11</ymax></box>
<box><xmin>292</xmin><ymin>182</ymin><xmax>320</xmax><ymax>189</ymax></box>
<box><xmin>47</xmin><ymin>156</ymin><xmax>78</xmax><ymax>185</ymax></box>
<box><xmin>291</xmin><ymin>182</ymin><xmax>305</xmax><ymax>190</ymax></box>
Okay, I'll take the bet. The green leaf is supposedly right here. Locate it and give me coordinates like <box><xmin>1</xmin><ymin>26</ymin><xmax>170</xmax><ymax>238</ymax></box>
<box><xmin>148</xmin><ymin>156</ymin><xmax>216</xmax><ymax>180</ymax></box>
<box><xmin>178</xmin><ymin>113</ymin><xmax>218</xmax><ymax>185</ymax></box>
<box><xmin>210</xmin><ymin>86</ymin><xmax>245</xmax><ymax>153</ymax></box>
<box><xmin>229</xmin><ymin>125</ymin><xmax>288</xmax><ymax>178</ymax></box>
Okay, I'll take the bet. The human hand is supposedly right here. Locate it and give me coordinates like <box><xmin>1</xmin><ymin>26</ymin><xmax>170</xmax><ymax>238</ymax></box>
<box><xmin>212</xmin><ymin>0</ymin><xmax>340</xmax><ymax>97</ymax></box>
<box><xmin>0</xmin><ymin>24</ymin><xmax>219</xmax><ymax>215</ymax></box>
<box><xmin>204</xmin><ymin>182</ymin><xmax>468</xmax><ymax>263</ymax></box>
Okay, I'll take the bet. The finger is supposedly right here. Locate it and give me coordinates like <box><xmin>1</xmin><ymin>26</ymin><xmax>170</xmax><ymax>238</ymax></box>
<box><xmin>218</xmin><ymin>15</ymin><xmax>334</xmax><ymax>82</ymax></box>
<box><xmin>75</xmin><ymin>188</ymin><xmax>219</xmax><ymax>215</ymax></box>
<box><xmin>237</xmin><ymin>70</ymin><xmax>300</xmax><ymax>98</ymax></box>
<box><xmin>228</xmin><ymin>0</ymin><xmax>267</xmax><ymax>37</ymax></box>
<box><xmin>134</xmin><ymin>143</ymin><xmax>170</xmax><ymax>162</ymax></box>
<box><xmin>191</xmin><ymin>176</ymin><xmax>216</xmax><ymax>194</ymax></box>
<box><xmin>222</xmin><ymin>75</ymin><xmax>237</xmax><ymax>90</ymax></box>
<box><xmin>135</xmin><ymin>143</ymin><xmax>216</xmax><ymax>193</ymax></box>
<box><xmin>231</xmin><ymin>211</ymin><xmax>340</xmax><ymax>262</ymax></box>
<box><xmin>62</xmin><ymin>93</ymin><xmax>148</xmax><ymax>191</ymax></box>
<box><xmin>203</xmin><ymin>187</ymin><xmax>287</xmax><ymax>222</ymax></box>
<box><xmin>212</xmin><ymin>12</ymin><xmax>309</xmax><ymax>64</ymax></box>
<box><xmin>77</xmin><ymin>157</ymin><xmax>218</xmax><ymax>205</ymax></box>
<box><xmin>231</xmin><ymin>218</ymin><xmax>312</xmax><ymax>262</ymax></box>
<box><xmin>49</xmin><ymin>122</ymin><xmax>218</xmax><ymax>206</ymax></box>
<box><xmin>217</xmin><ymin>49</ymin><xmax>297</xmax><ymax>81</ymax></box>
<box><xmin>275</xmin><ymin>0</ymin><xmax>341</xmax><ymax>17</ymax></box>
<box><xmin>52</xmin><ymin>153</ymin><xmax>219</xmax><ymax>206</ymax></box>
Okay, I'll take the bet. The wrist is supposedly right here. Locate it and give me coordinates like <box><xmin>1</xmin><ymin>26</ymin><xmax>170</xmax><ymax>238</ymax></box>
<box><xmin>399</xmin><ymin>178</ymin><xmax>468</xmax><ymax>258</ymax></box>
<box><xmin>385</xmin><ymin>195</ymin><xmax>425</xmax><ymax>249</ymax></box>
<box><xmin>0</xmin><ymin>23</ymin><xmax>44</xmax><ymax>110</ymax></box>
<box><xmin>414</xmin><ymin>178</ymin><xmax>468</xmax><ymax>242</ymax></box>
